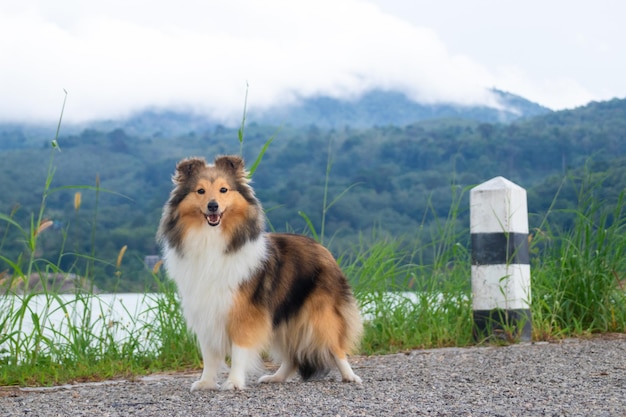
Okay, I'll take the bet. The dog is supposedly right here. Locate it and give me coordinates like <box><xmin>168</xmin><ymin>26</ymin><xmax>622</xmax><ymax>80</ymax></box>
<box><xmin>157</xmin><ymin>155</ymin><xmax>362</xmax><ymax>391</ymax></box>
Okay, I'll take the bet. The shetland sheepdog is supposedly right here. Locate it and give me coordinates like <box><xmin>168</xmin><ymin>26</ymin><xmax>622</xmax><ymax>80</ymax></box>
<box><xmin>157</xmin><ymin>155</ymin><xmax>362</xmax><ymax>391</ymax></box>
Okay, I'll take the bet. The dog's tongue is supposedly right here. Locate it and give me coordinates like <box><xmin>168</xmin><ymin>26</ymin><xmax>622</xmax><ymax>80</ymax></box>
<box><xmin>207</xmin><ymin>214</ymin><xmax>220</xmax><ymax>225</ymax></box>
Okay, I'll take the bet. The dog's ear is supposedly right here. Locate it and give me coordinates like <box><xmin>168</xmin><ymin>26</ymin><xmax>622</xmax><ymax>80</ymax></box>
<box><xmin>173</xmin><ymin>157</ymin><xmax>206</xmax><ymax>184</ymax></box>
<box><xmin>214</xmin><ymin>155</ymin><xmax>246</xmax><ymax>178</ymax></box>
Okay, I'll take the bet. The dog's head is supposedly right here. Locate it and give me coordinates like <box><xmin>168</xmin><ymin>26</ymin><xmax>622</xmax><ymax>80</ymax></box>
<box><xmin>159</xmin><ymin>155</ymin><xmax>264</xmax><ymax>251</ymax></box>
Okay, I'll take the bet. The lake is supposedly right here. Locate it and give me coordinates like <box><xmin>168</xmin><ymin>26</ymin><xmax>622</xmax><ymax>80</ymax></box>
<box><xmin>0</xmin><ymin>293</ymin><xmax>164</xmax><ymax>358</ymax></box>
<box><xmin>0</xmin><ymin>290</ymin><xmax>432</xmax><ymax>361</ymax></box>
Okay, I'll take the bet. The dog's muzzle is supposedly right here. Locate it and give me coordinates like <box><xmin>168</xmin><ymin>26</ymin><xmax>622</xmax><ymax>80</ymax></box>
<box><xmin>206</xmin><ymin>200</ymin><xmax>221</xmax><ymax>226</ymax></box>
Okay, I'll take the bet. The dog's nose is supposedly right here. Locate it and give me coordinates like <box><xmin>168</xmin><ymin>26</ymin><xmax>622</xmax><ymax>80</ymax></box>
<box><xmin>207</xmin><ymin>200</ymin><xmax>219</xmax><ymax>213</ymax></box>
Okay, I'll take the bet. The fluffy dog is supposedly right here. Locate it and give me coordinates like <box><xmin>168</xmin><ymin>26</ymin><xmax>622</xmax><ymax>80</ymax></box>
<box><xmin>157</xmin><ymin>155</ymin><xmax>362</xmax><ymax>391</ymax></box>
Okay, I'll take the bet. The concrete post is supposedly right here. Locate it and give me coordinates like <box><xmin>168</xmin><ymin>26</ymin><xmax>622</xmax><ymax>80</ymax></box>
<box><xmin>470</xmin><ymin>176</ymin><xmax>531</xmax><ymax>341</ymax></box>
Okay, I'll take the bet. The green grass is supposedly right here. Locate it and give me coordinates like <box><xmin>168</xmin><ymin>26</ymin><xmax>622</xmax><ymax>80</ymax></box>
<box><xmin>0</xmin><ymin>286</ymin><xmax>200</xmax><ymax>386</ymax></box>
<box><xmin>344</xmin><ymin>238</ymin><xmax>473</xmax><ymax>353</ymax></box>
<box><xmin>530</xmin><ymin>175</ymin><xmax>626</xmax><ymax>339</ymax></box>
<box><xmin>341</xmin><ymin>185</ymin><xmax>475</xmax><ymax>353</ymax></box>
<box><xmin>0</xmin><ymin>98</ymin><xmax>202</xmax><ymax>386</ymax></box>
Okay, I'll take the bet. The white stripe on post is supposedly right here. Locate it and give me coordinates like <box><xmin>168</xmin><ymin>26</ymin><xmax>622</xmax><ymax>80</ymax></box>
<box><xmin>470</xmin><ymin>176</ymin><xmax>531</xmax><ymax>341</ymax></box>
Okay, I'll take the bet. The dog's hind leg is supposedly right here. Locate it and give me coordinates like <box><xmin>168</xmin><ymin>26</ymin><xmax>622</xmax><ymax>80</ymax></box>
<box><xmin>332</xmin><ymin>351</ymin><xmax>362</xmax><ymax>384</ymax></box>
<box><xmin>258</xmin><ymin>361</ymin><xmax>297</xmax><ymax>383</ymax></box>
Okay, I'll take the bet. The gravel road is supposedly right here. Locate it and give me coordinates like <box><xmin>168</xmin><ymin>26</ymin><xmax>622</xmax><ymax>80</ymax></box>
<box><xmin>2</xmin><ymin>335</ymin><xmax>625</xmax><ymax>416</ymax></box>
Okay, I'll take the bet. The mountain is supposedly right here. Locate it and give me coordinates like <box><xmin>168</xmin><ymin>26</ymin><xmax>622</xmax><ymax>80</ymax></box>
<box><xmin>0</xmin><ymin>89</ymin><xmax>551</xmax><ymax>148</ymax></box>
<box><xmin>252</xmin><ymin>89</ymin><xmax>551</xmax><ymax>128</ymax></box>
<box><xmin>98</xmin><ymin>88</ymin><xmax>551</xmax><ymax>135</ymax></box>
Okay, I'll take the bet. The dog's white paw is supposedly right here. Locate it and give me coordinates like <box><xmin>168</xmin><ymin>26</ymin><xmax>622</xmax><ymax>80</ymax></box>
<box><xmin>258</xmin><ymin>374</ymin><xmax>284</xmax><ymax>384</ymax></box>
<box><xmin>190</xmin><ymin>379</ymin><xmax>219</xmax><ymax>392</ymax></box>
<box><xmin>222</xmin><ymin>378</ymin><xmax>246</xmax><ymax>390</ymax></box>
<box><xmin>342</xmin><ymin>373</ymin><xmax>362</xmax><ymax>384</ymax></box>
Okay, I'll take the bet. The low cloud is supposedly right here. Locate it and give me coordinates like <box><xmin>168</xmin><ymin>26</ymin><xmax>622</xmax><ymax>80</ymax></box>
<box><xmin>0</xmin><ymin>0</ymin><xmax>584</xmax><ymax>123</ymax></box>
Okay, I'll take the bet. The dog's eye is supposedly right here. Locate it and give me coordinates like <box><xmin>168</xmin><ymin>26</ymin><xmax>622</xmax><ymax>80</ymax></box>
<box><xmin>197</xmin><ymin>188</ymin><xmax>205</xmax><ymax>195</ymax></box>
<box><xmin>220</xmin><ymin>187</ymin><xmax>228</xmax><ymax>193</ymax></box>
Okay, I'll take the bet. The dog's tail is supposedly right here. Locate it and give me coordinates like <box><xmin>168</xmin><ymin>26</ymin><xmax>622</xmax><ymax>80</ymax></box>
<box><xmin>278</xmin><ymin>292</ymin><xmax>362</xmax><ymax>381</ymax></box>
<box><xmin>297</xmin><ymin>355</ymin><xmax>331</xmax><ymax>381</ymax></box>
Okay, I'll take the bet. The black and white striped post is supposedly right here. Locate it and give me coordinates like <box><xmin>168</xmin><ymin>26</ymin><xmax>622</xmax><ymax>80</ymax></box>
<box><xmin>470</xmin><ymin>176</ymin><xmax>531</xmax><ymax>341</ymax></box>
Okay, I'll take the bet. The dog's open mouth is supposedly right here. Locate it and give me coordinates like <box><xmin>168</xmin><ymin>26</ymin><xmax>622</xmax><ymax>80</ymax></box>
<box><xmin>206</xmin><ymin>213</ymin><xmax>221</xmax><ymax>227</ymax></box>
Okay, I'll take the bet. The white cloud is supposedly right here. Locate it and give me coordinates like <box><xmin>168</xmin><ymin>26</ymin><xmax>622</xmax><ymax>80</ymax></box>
<box><xmin>0</xmin><ymin>0</ymin><xmax>505</xmax><ymax>123</ymax></box>
<box><xmin>492</xmin><ymin>65</ymin><xmax>596</xmax><ymax>110</ymax></box>
<box><xmin>2</xmin><ymin>0</ymin><xmax>623</xmax><ymax>123</ymax></box>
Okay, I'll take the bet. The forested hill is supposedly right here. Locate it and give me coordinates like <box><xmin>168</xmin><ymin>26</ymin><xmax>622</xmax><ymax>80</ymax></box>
<box><xmin>0</xmin><ymin>96</ymin><xmax>624</xmax><ymax>291</ymax></box>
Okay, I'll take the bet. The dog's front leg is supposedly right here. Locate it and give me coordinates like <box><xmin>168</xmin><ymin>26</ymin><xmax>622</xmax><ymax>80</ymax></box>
<box><xmin>190</xmin><ymin>347</ymin><xmax>222</xmax><ymax>391</ymax></box>
<box><xmin>222</xmin><ymin>344</ymin><xmax>254</xmax><ymax>390</ymax></box>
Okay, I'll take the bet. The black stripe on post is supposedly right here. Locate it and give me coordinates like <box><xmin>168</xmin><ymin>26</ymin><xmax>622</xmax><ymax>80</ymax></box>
<box><xmin>471</xmin><ymin>232</ymin><xmax>529</xmax><ymax>265</ymax></box>
<box><xmin>473</xmin><ymin>309</ymin><xmax>532</xmax><ymax>341</ymax></box>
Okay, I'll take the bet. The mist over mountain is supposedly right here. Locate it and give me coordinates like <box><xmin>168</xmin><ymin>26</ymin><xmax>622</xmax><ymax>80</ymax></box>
<box><xmin>252</xmin><ymin>89</ymin><xmax>551</xmax><ymax>128</ymax></box>
<box><xmin>0</xmin><ymin>88</ymin><xmax>551</xmax><ymax>147</ymax></box>
<box><xmin>102</xmin><ymin>88</ymin><xmax>552</xmax><ymax>134</ymax></box>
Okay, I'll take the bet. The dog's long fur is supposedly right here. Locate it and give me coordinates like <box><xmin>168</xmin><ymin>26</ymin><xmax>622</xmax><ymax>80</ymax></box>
<box><xmin>157</xmin><ymin>155</ymin><xmax>362</xmax><ymax>391</ymax></box>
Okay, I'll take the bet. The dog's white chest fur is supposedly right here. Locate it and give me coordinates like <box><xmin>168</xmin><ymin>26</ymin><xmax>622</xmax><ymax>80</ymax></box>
<box><xmin>162</xmin><ymin>228</ymin><xmax>268</xmax><ymax>355</ymax></box>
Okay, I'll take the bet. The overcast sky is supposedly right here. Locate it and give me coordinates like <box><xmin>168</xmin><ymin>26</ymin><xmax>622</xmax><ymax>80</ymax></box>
<box><xmin>1</xmin><ymin>0</ymin><xmax>625</xmax><ymax>123</ymax></box>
